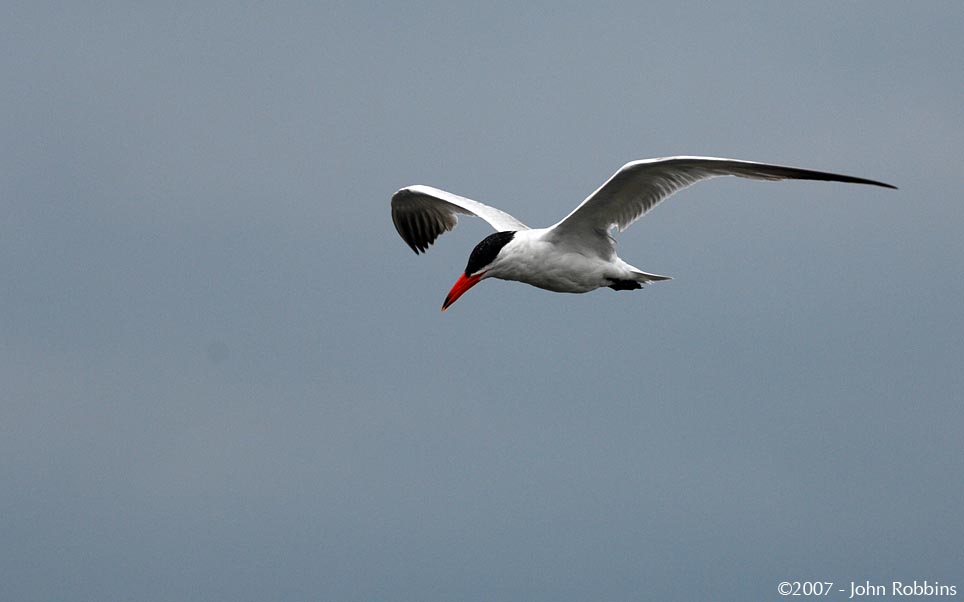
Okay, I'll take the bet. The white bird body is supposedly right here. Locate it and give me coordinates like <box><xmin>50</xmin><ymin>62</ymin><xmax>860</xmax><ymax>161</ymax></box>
<box><xmin>484</xmin><ymin>228</ymin><xmax>665</xmax><ymax>293</ymax></box>
<box><xmin>390</xmin><ymin>156</ymin><xmax>895</xmax><ymax>310</ymax></box>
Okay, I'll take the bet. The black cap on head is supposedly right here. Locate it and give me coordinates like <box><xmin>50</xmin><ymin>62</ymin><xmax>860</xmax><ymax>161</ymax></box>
<box><xmin>464</xmin><ymin>231</ymin><xmax>516</xmax><ymax>276</ymax></box>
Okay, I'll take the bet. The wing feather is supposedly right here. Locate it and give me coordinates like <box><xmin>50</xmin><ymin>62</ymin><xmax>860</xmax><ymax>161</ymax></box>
<box><xmin>391</xmin><ymin>185</ymin><xmax>529</xmax><ymax>254</ymax></box>
<box><xmin>550</xmin><ymin>156</ymin><xmax>896</xmax><ymax>241</ymax></box>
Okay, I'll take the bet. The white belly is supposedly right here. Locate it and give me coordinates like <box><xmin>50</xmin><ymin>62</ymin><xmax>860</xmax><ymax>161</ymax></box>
<box><xmin>486</xmin><ymin>233</ymin><xmax>628</xmax><ymax>293</ymax></box>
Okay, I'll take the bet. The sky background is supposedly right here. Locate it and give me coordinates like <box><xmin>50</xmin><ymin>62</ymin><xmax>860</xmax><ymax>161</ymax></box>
<box><xmin>2</xmin><ymin>2</ymin><xmax>962</xmax><ymax>601</ymax></box>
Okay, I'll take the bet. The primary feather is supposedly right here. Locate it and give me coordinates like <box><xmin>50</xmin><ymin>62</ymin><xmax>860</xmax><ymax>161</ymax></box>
<box><xmin>391</xmin><ymin>185</ymin><xmax>528</xmax><ymax>254</ymax></box>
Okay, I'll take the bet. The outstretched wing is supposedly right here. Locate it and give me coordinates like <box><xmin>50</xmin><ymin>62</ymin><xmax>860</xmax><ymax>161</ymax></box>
<box><xmin>549</xmin><ymin>156</ymin><xmax>896</xmax><ymax>242</ymax></box>
<box><xmin>391</xmin><ymin>185</ymin><xmax>529</xmax><ymax>254</ymax></box>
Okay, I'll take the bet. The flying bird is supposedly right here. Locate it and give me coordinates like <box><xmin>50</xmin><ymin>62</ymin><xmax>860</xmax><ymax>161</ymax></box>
<box><xmin>391</xmin><ymin>156</ymin><xmax>896</xmax><ymax>310</ymax></box>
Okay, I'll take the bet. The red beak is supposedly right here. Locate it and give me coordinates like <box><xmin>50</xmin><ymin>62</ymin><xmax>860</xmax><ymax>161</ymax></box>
<box><xmin>441</xmin><ymin>272</ymin><xmax>483</xmax><ymax>311</ymax></box>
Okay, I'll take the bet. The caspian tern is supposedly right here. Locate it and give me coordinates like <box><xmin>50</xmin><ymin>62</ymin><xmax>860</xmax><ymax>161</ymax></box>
<box><xmin>391</xmin><ymin>156</ymin><xmax>896</xmax><ymax>310</ymax></box>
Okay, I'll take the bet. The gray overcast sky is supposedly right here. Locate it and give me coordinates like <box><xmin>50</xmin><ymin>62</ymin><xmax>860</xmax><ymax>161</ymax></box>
<box><xmin>3</xmin><ymin>2</ymin><xmax>962</xmax><ymax>601</ymax></box>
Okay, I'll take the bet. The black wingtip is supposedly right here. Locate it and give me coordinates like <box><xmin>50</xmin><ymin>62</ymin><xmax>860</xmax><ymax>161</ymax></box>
<box><xmin>823</xmin><ymin>173</ymin><xmax>898</xmax><ymax>190</ymax></box>
<box><xmin>863</xmin><ymin>179</ymin><xmax>898</xmax><ymax>190</ymax></box>
<box><xmin>400</xmin><ymin>237</ymin><xmax>426</xmax><ymax>255</ymax></box>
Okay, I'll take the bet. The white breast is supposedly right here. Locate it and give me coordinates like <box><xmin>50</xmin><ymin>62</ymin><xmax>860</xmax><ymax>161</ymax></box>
<box><xmin>485</xmin><ymin>229</ymin><xmax>625</xmax><ymax>293</ymax></box>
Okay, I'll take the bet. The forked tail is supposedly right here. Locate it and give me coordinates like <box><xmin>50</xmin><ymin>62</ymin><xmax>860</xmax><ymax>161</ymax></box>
<box><xmin>607</xmin><ymin>268</ymin><xmax>672</xmax><ymax>291</ymax></box>
<box><xmin>632</xmin><ymin>269</ymin><xmax>672</xmax><ymax>283</ymax></box>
